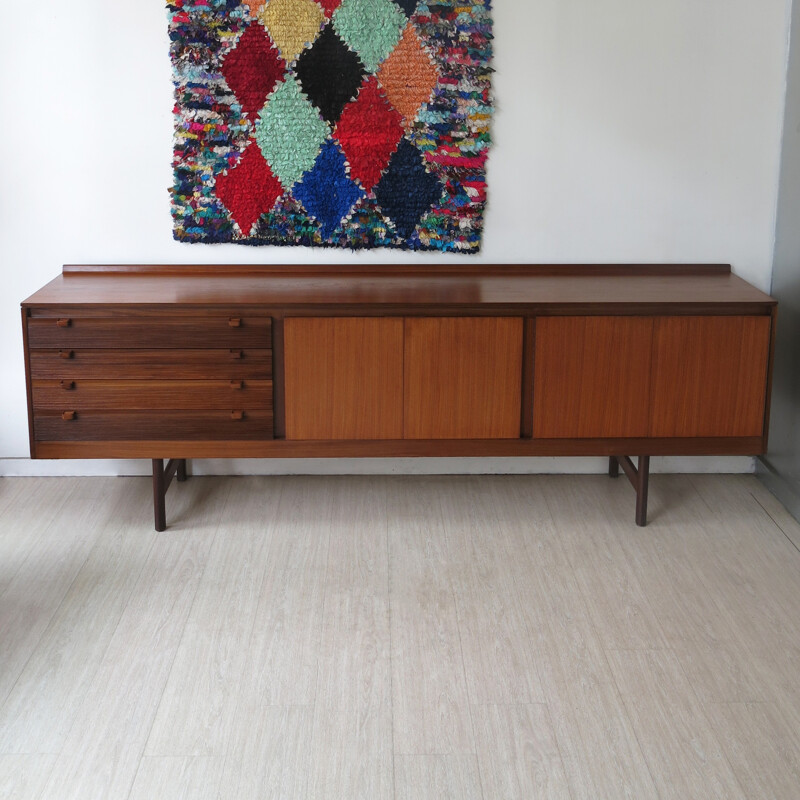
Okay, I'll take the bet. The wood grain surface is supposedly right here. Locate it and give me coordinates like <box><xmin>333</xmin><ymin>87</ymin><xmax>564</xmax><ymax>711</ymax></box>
<box><xmin>31</xmin><ymin>379</ymin><xmax>272</xmax><ymax>411</ymax></box>
<box><xmin>34</xmin><ymin>409</ymin><xmax>273</xmax><ymax>441</ymax></box>
<box><xmin>28</xmin><ymin>349</ymin><xmax>272</xmax><ymax>380</ymax></box>
<box><xmin>533</xmin><ymin>316</ymin><xmax>654</xmax><ymax>438</ymax></box>
<box><xmin>404</xmin><ymin>317</ymin><xmax>523</xmax><ymax>439</ymax></box>
<box><xmin>31</xmin><ymin>435</ymin><xmax>766</xmax><ymax>460</ymax></box>
<box><xmin>27</xmin><ymin>316</ymin><xmax>271</xmax><ymax>349</ymax></box>
<box><xmin>650</xmin><ymin>316</ymin><xmax>771</xmax><ymax>437</ymax></box>
<box><xmin>284</xmin><ymin>317</ymin><xmax>404</xmax><ymax>440</ymax></box>
<box><xmin>22</xmin><ymin>266</ymin><xmax>775</xmax><ymax>314</ymax></box>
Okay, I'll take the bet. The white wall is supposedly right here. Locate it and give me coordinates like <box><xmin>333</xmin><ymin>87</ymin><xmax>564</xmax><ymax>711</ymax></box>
<box><xmin>0</xmin><ymin>0</ymin><xmax>790</xmax><ymax>474</ymax></box>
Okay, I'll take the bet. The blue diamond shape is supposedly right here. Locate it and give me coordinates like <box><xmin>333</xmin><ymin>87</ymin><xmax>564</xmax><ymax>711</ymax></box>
<box><xmin>293</xmin><ymin>139</ymin><xmax>364</xmax><ymax>238</ymax></box>
<box><xmin>374</xmin><ymin>138</ymin><xmax>443</xmax><ymax>239</ymax></box>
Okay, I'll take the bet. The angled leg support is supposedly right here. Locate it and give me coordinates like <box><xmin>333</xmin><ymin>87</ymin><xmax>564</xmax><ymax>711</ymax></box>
<box><xmin>152</xmin><ymin>458</ymin><xmax>189</xmax><ymax>531</ymax></box>
<box><xmin>608</xmin><ymin>455</ymin><xmax>650</xmax><ymax>527</ymax></box>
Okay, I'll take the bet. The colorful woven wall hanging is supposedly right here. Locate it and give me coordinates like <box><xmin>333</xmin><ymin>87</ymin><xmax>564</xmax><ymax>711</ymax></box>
<box><xmin>167</xmin><ymin>0</ymin><xmax>493</xmax><ymax>252</ymax></box>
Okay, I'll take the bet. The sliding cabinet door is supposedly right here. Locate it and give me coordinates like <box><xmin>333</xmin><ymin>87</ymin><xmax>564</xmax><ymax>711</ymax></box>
<box><xmin>405</xmin><ymin>317</ymin><xmax>523</xmax><ymax>439</ymax></box>
<box><xmin>284</xmin><ymin>317</ymin><xmax>404</xmax><ymax>440</ymax></box>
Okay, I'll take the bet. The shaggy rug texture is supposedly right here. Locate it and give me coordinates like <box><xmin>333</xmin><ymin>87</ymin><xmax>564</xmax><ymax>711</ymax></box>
<box><xmin>168</xmin><ymin>0</ymin><xmax>493</xmax><ymax>252</ymax></box>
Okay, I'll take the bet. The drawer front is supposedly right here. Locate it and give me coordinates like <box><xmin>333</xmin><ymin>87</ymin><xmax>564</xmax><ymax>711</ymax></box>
<box><xmin>29</xmin><ymin>349</ymin><xmax>272</xmax><ymax>380</ymax></box>
<box><xmin>27</xmin><ymin>317</ymin><xmax>272</xmax><ymax>349</ymax></box>
<box><xmin>32</xmin><ymin>380</ymin><xmax>272</xmax><ymax>411</ymax></box>
<box><xmin>34</xmin><ymin>409</ymin><xmax>273</xmax><ymax>441</ymax></box>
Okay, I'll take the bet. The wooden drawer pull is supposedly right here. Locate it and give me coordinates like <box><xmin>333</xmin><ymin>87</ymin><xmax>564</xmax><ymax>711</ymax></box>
<box><xmin>230</xmin><ymin>349</ymin><xmax>243</xmax><ymax>359</ymax></box>
<box><xmin>230</xmin><ymin>380</ymin><xmax>243</xmax><ymax>390</ymax></box>
<box><xmin>231</xmin><ymin>410</ymin><xmax>244</xmax><ymax>420</ymax></box>
<box><xmin>57</xmin><ymin>318</ymin><xmax>72</xmax><ymax>328</ymax></box>
<box><xmin>59</xmin><ymin>350</ymin><xmax>75</xmax><ymax>360</ymax></box>
<box><xmin>60</xmin><ymin>380</ymin><xmax>76</xmax><ymax>390</ymax></box>
<box><xmin>62</xmin><ymin>411</ymin><xmax>76</xmax><ymax>421</ymax></box>
<box><xmin>229</xmin><ymin>317</ymin><xmax>242</xmax><ymax>328</ymax></box>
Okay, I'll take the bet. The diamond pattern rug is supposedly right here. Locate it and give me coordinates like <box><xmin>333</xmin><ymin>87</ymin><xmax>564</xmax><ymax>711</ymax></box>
<box><xmin>168</xmin><ymin>0</ymin><xmax>493</xmax><ymax>252</ymax></box>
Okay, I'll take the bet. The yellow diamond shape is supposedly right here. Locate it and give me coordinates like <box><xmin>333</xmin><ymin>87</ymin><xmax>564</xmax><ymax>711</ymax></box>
<box><xmin>259</xmin><ymin>0</ymin><xmax>325</xmax><ymax>63</ymax></box>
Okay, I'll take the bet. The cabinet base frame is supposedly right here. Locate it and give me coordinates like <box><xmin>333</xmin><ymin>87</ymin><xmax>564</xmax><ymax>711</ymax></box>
<box><xmin>148</xmin><ymin>455</ymin><xmax>652</xmax><ymax>532</ymax></box>
<box><xmin>609</xmin><ymin>455</ymin><xmax>650</xmax><ymax>526</ymax></box>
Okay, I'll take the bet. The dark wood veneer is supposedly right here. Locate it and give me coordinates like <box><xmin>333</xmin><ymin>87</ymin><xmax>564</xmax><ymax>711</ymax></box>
<box><xmin>34</xmin><ymin>409</ymin><xmax>273</xmax><ymax>441</ymax></box>
<box><xmin>31</xmin><ymin>379</ymin><xmax>272</xmax><ymax>410</ymax></box>
<box><xmin>29</xmin><ymin>349</ymin><xmax>272</xmax><ymax>380</ymax></box>
<box><xmin>32</xmin><ymin>435</ymin><xmax>766</xmax><ymax>460</ymax></box>
<box><xmin>27</xmin><ymin>316</ymin><xmax>271</xmax><ymax>349</ymax></box>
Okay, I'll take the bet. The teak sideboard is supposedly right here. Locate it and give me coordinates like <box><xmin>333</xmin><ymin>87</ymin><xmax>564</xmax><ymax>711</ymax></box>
<box><xmin>21</xmin><ymin>264</ymin><xmax>777</xmax><ymax>530</ymax></box>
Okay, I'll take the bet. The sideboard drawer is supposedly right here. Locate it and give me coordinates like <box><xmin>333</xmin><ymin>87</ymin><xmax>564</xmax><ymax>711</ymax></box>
<box><xmin>31</xmin><ymin>379</ymin><xmax>272</xmax><ymax>411</ymax></box>
<box><xmin>28</xmin><ymin>349</ymin><xmax>272</xmax><ymax>380</ymax></box>
<box><xmin>27</xmin><ymin>317</ymin><xmax>272</xmax><ymax>349</ymax></box>
<box><xmin>33</xmin><ymin>409</ymin><xmax>273</xmax><ymax>441</ymax></box>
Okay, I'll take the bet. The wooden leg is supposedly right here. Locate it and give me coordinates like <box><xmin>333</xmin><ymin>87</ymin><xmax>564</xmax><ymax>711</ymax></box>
<box><xmin>635</xmin><ymin>455</ymin><xmax>650</xmax><ymax>527</ymax></box>
<box><xmin>608</xmin><ymin>456</ymin><xmax>620</xmax><ymax>477</ymax></box>
<box><xmin>616</xmin><ymin>455</ymin><xmax>651</xmax><ymax>527</ymax></box>
<box><xmin>152</xmin><ymin>458</ymin><xmax>185</xmax><ymax>531</ymax></box>
<box><xmin>152</xmin><ymin>459</ymin><xmax>167</xmax><ymax>532</ymax></box>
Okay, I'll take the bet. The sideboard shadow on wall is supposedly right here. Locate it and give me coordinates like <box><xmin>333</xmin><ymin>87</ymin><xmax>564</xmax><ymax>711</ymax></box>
<box><xmin>21</xmin><ymin>264</ymin><xmax>777</xmax><ymax>531</ymax></box>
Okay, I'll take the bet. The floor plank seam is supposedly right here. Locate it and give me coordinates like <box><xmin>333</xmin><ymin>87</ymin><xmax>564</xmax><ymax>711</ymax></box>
<box><xmin>140</xmin><ymin>492</ymin><xmax>230</xmax><ymax>760</ymax></box>
<box><xmin>542</xmin><ymin>700</ymin><xmax>576</xmax><ymax>800</ymax></box>
<box><xmin>386</xmin><ymin>515</ymin><xmax>398</xmax><ymax>800</ymax></box>
<box><xmin>601</xmin><ymin>652</ymin><xmax>669</xmax><ymax>800</ymax></box>
<box><xmin>750</xmin><ymin>492</ymin><xmax>800</xmax><ymax>556</ymax></box>
<box><xmin>0</xmin><ymin>485</ymin><xmax>117</xmax><ymax>715</ymax></box>
<box><xmin>449</xmin><ymin>555</ymin><xmax>481</xmax><ymax>777</ymax></box>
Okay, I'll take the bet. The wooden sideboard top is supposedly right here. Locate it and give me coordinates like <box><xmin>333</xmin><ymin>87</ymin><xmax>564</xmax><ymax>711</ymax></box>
<box><xmin>22</xmin><ymin>264</ymin><xmax>776</xmax><ymax>313</ymax></box>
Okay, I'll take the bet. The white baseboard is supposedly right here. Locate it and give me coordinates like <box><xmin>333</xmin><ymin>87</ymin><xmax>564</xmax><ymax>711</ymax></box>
<box><xmin>0</xmin><ymin>455</ymin><xmax>756</xmax><ymax>477</ymax></box>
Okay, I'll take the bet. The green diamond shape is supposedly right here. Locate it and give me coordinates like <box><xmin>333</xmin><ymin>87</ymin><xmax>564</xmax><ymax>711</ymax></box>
<box><xmin>333</xmin><ymin>0</ymin><xmax>406</xmax><ymax>73</ymax></box>
<box><xmin>255</xmin><ymin>77</ymin><xmax>331</xmax><ymax>190</ymax></box>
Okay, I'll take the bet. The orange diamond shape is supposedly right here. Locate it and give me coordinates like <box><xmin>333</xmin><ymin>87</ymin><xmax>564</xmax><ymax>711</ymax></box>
<box><xmin>377</xmin><ymin>24</ymin><xmax>439</xmax><ymax>130</ymax></box>
<box><xmin>242</xmin><ymin>0</ymin><xmax>265</xmax><ymax>15</ymax></box>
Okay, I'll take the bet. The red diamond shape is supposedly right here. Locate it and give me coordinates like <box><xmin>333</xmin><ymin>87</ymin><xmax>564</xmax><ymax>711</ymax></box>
<box><xmin>334</xmin><ymin>77</ymin><xmax>404</xmax><ymax>191</ymax></box>
<box><xmin>317</xmin><ymin>0</ymin><xmax>342</xmax><ymax>16</ymax></box>
<box><xmin>214</xmin><ymin>140</ymin><xmax>283</xmax><ymax>235</ymax></box>
<box><xmin>221</xmin><ymin>23</ymin><xmax>286</xmax><ymax>120</ymax></box>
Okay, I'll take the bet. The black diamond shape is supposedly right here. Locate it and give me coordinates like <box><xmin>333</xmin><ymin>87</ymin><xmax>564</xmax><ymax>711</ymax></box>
<box><xmin>392</xmin><ymin>0</ymin><xmax>419</xmax><ymax>17</ymax></box>
<box><xmin>295</xmin><ymin>25</ymin><xmax>366</xmax><ymax>124</ymax></box>
<box><xmin>374</xmin><ymin>138</ymin><xmax>443</xmax><ymax>240</ymax></box>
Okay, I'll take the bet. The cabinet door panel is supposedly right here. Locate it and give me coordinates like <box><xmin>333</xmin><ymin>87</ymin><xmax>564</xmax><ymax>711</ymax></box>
<box><xmin>533</xmin><ymin>317</ymin><xmax>653</xmax><ymax>438</ymax></box>
<box><xmin>284</xmin><ymin>317</ymin><xmax>404</xmax><ymax>440</ymax></box>
<box><xmin>650</xmin><ymin>316</ymin><xmax>770</xmax><ymax>437</ymax></box>
<box><xmin>405</xmin><ymin>317</ymin><xmax>523</xmax><ymax>439</ymax></box>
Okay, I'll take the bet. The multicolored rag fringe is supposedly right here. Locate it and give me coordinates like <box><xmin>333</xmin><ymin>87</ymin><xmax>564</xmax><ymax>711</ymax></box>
<box><xmin>167</xmin><ymin>0</ymin><xmax>493</xmax><ymax>252</ymax></box>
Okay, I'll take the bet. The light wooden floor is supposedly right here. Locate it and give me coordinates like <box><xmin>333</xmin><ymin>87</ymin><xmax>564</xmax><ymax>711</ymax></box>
<box><xmin>1</xmin><ymin>473</ymin><xmax>800</xmax><ymax>800</ymax></box>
